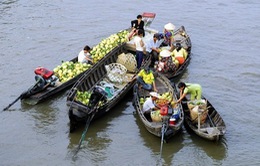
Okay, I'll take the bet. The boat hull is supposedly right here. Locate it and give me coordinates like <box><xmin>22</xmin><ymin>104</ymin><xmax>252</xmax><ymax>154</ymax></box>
<box><xmin>67</xmin><ymin>43</ymin><xmax>151</xmax><ymax>132</ymax></box>
<box><xmin>132</xmin><ymin>72</ymin><xmax>184</xmax><ymax>141</ymax></box>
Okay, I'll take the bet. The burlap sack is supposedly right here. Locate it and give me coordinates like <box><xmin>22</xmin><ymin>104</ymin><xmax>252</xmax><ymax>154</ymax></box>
<box><xmin>190</xmin><ymin>106</ymin><xmax>208</xmax><ymax>124</ymax></box>
<box><xmin>150</xmin><ymin>110</ymin><xmax>162</xmax><ymax>122</ymax></box>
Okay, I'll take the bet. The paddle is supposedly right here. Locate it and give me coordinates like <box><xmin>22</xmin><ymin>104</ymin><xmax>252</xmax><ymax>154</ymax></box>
<box><xmin>73</xmin><ymin>111</ymin><xmax>96</xmax><ymax>157</ymax></box>
<box><xmin>159</xmin><ymin>123</ymin><xmax>166</xmax><ymax>158</ymax></box>
<box><xmin>73</xmin><ymin>94</ymin><xmax>105</xmax><ymax>157</ymax></box>
<box><xmin>206</xmin><ymin>112</ymin><xmax>220</xmax><ymax>135</ymax></box>
<box><xmin>3</xmin><ymin>80</ymin><xmax>40</xmax><ymax>111</ymax></box>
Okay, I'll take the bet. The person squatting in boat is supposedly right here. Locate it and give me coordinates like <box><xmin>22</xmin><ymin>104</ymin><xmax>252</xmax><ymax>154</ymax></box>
<box><xmin>78</xmin><ymin>45</ymin><xmax>93</xmax><ymax>64</ymax></box>
<box><xmin>132</xmin><ymin>66</ymin><xmax>158</xmax><ymax>92</ymax></box>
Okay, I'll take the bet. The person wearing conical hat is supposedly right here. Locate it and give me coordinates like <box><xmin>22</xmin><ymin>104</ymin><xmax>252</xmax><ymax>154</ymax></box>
<box><xmin>156</xmin><ymin>49</ymin><xmax>176</xmax><ymax>73</ymax></box>
<box><xmin>162</xmin><ymin>23</ymin><xmax>175</xmax><ymax>48</ymax></box>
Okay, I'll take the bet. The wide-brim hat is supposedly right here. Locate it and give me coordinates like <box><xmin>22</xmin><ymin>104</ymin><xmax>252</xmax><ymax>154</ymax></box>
<box><xmin>150</xmin><ymin>92</ymin><xmax>159</xmax><ymax>98</ymax></box>
<box><xmin>159</xmin><ymin>50</ymin><xmax>171</xmax><ymax>58</ymax></box>
<box><xmin>164</xmin><ymin>23</ymin><xmax>175</xmax><ymax>31</ymax></box>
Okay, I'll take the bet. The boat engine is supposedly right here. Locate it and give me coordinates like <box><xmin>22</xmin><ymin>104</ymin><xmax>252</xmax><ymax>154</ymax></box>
<box><xmin>34</xmin><ymin>67</ymin><xmax>59</xmax><ymax>89</ymax></box>
<box><xmin>88</xmin><ymin>86</ymin><xmax>108</xmax><ymax>110</ymax></box>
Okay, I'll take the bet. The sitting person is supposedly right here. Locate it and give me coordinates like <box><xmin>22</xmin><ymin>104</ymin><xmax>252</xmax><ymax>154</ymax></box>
<box><xmin>146</xmin><ymin>33</ymin><xmax>161</xmax><ymax>67</ymax></box>
<box><xmin>177</xmin><ymin>82</ymin><xmax>202</xmax><ymax>103</ymax></box>
<box><xmin>162</xmin><ymin>23</ymin><xmax>175</xmax><ymax>48</ymax></box>
<box><xmin>128</xmin><ymin>14</ymin><xmax>145</xmax><ymax>40</ymax></box>
<box><xmin>142</xmin><ymin>92</ymin><xmax>160</xmax><ymax>118</ymax></box>
<box><xmin>171</xmin><ymin>43</ymin><xmax>188</xmax><ymax>65</ymax></box>
<box><xmin>132</xmin><ymin>67</ymin><xmax>157</xmax><ymax>92</ymax></box>
<box><xmin>78</xmin><ymin>45</ymin><xmax>93</xmax><ymax>64</ymax></box>
<box><xmin>156</xmin><ymin>50</ymin><xmax>176</xmax><ymax>73</ymax></box>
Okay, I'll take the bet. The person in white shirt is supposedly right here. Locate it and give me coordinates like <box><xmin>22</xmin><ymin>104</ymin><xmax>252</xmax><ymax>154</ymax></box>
<box><xmin>78</xmin><ymin>45</ymin><xmax>93</xmax><ymax>64</ymax></box>
<box><xmin>146</xmin><ymin>33</ymin><xmax>161</xmax><ymax>67</ymax></box>
<box><xmin>143</xmin><ymin>92</ymin><xmax>160</xmax><ymax>113</ymax></box>
<box><xmin>134</xmin><ymin>29</ymin><xmax>145</xmax><ymax>69</ymax></box>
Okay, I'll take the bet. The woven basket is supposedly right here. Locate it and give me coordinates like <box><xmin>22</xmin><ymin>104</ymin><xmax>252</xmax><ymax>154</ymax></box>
<box><xmin>116</xmin><ymin>53</ymin><xmax>137</xmax><ymax>73</ymax></box>
<box><xmin>105</xmin><ymin>63</ymin><xmax>127</xmax><ymax>83</ymax></box>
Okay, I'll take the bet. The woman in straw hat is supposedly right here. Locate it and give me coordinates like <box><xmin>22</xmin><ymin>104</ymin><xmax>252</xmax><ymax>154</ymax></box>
<box><xmin>156</xmin><ymin>50</ymin><xmax>176</xmax><ymax>73</ymax></box>
<box><xmin>162</xmin><ymin>23</ymin><xmax>175</xmax><ymax>49</ymax></box>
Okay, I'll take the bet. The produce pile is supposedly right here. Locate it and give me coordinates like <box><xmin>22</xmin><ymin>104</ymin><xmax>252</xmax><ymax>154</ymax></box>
<box><xmin>53</xmin><ymin>30</ymin><xmax>129</xmax><ymax>83</ymax></box>
<box><xmin>90</xmin><ymin>30</ymin><xmax>129</xmax><ymax>63</ymax></box>
<box><xmin>75</xmin><ymin>90</ymin><xmax>105</xmax><ymax>107</ymax></box>
<box><xmin>53</xmin><ymin>62</ymin><xmax>92</xmax><ymax>83</ymax></box>
<box><xmin>139</xmin><ymin>92</ymin><xmax>176</xmax><ymax>107</ymax></box>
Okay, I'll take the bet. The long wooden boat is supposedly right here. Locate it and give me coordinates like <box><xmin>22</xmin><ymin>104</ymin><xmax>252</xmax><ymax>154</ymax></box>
<box><xmin>67</xmin><ymin>43</ymin><xmax>151</xmax><ymax>132</ymax></box>
<box><xmin>19</xmin><ymin>13</ymin><xmax>156</xmax><ymax>106</ymax></box>
<box><xmin>157</xmin><ymin>26</ymin><xmax>192</xmax><ymax>79</ymax></box>
<box><xmin>21</xmin><ymin>57</ymin><xmax>89</xmax><ymax>105</ymax></box>
<box><xmin>132</xmin><ymin>72</ymin><xmax>184</xmax><ymax>141</ymax></box>
<box><xmin>174</xmin><ymin>85</ymin><xmax>226</xmax><ymax>141</ymax></box>
<box><xmin>126</xmin><ymin>25</ymin><xmax>192</xmax><ymax>79</ymax></box>
<box><xmin>3</xmin><ymin>29</ymin><xmax>130</xmax><ymax>109</ymax></box>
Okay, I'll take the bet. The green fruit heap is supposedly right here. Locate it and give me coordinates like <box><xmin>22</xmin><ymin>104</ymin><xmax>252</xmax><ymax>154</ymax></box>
<box><xmin>90</xmin><ymin>30</ymin><xmax>129</xmax><ymax>63</ymax></box>
<box><xmin>159</xmin><ymin>92</ymin><xmax>173</xmax><ymax>101</ymax></box>
<box><xmin>75</xmin><ymin>90</ymin><xmax>91</xmax><ymax>105</ymax></box>
<box><xmin>75</xmin><ymin>90</ymin><xmax>105</xmax><ymax>107</ymax></box>
<box><xmin>53</xmin><ymin>61</ymin><xmax>92</xmax><ymax>83</ymax></box>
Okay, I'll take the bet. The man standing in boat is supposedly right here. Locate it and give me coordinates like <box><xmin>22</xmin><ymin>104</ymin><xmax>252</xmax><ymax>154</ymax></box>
<box><xmin>133</xmin><ymin>29</ymin><xmax>145</xmax><ymax>69</ymax></box>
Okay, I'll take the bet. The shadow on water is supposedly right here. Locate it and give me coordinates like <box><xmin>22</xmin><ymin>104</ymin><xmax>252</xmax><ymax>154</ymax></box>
<box><xmin>184</xmin><ymin>122</ymin><xmax>228</xmax><ymax>161</ymax></box>
<box><xmin>20</xmin><ymin>93</ymin><xmax>67</xmax><ymax>129</ymax></box>
<box><xmin>133</xmin><ymin>113</ymin><xmax>185</xmax><ymax>166</ymax></box>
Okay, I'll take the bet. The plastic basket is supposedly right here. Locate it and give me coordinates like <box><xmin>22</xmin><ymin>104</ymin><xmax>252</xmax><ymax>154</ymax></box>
<box><xmin>105</xmin><ymin>63</ymin><xmax>127</xmax><ymax>83</ymax></box>
<box><xmin>116</xmin><ymin>53</ymin><xmax>137</xmax><ymax>73</ymax></box>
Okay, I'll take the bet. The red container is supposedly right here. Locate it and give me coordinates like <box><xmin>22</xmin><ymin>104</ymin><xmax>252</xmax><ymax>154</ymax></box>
<box><xmin>160</xmin><ymin>106</ymin><xmax>168</xmax><ymax>116</ymax></box>
<box><xmin>169</xmin><ymin>118</ymin><xmax>176</xmax><ymax>126</ymax></box>
<box><xmin>34</xmin><ymin>67</ymin><xmax>53</xmax><ymax>79</ymax></box>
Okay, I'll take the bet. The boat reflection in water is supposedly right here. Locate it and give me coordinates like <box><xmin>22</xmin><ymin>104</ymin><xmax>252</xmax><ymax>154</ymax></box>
<box><xmin>184</xmin><ymin>124</ymin><xmax>228</xmax><ymax>161</ymax></box>
<box><xmin>134</xmin><ymin>112</ymin><xmax>185</xmax><ymax>165</ymax></box>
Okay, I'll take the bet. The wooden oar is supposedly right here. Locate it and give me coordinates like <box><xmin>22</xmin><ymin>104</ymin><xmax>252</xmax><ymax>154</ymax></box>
<box><xmin>206</xmin><ymin>113</ymin><xmax>220</xmax><ymax>135</ymax></box>
<box><xmin>73</xmin><ymin>111</ymin><xmax>95</xmax><ymax>157</ymax></box>
<box><xmin>3</xmin><ymin>80</ymin><xmax>40</xmax><ymax>111</ymax></box>
<box><xmin>159</xmin><ymin>123</ymin><xmax>166</xmax><ymax>158</ymax></box>
<box><xmin>73</xmin><ymin>95</ymin><xmax>104</xmax><ymax>157</ymax></box>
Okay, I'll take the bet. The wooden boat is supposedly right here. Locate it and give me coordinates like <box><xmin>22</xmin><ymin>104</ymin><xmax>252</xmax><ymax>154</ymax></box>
<box><xmin>21</xmin><ymin>57</ymin><xmax>89</xmax><ymax>105</ymax></box>
<box><xmin>3</xmin><ymin>29</ymin><xmax>131</xmax><ymax>110</ymax></box>
<box><xmin>14</xmin><ymin>12</ymin><xmax>155</xmax><ymax>105</ymax></box>
<box><xmin>126</xmin><ymin>25</ymin><xmax>192</xmax><ymax>79</ymax></box>
<box><xmin>132</xmin><ymin>72</ymin><xmax>184</xmax><ymax>141</ymax></box>
<box><xmin>175</xmin><ymin>87</ymin><xmax>226</xmax><ymax>141</ymax></box>
<box><xmin>67</xmin><ymin>43</ymin><xmax>151</xmax><ymax>132</ymax></box>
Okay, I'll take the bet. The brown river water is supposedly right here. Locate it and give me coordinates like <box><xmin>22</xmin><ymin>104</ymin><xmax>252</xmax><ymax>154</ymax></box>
<box><xmin>0</xmin><ymin>0</ymin><xmax>260</xmax><ymax>165</ymax></box>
